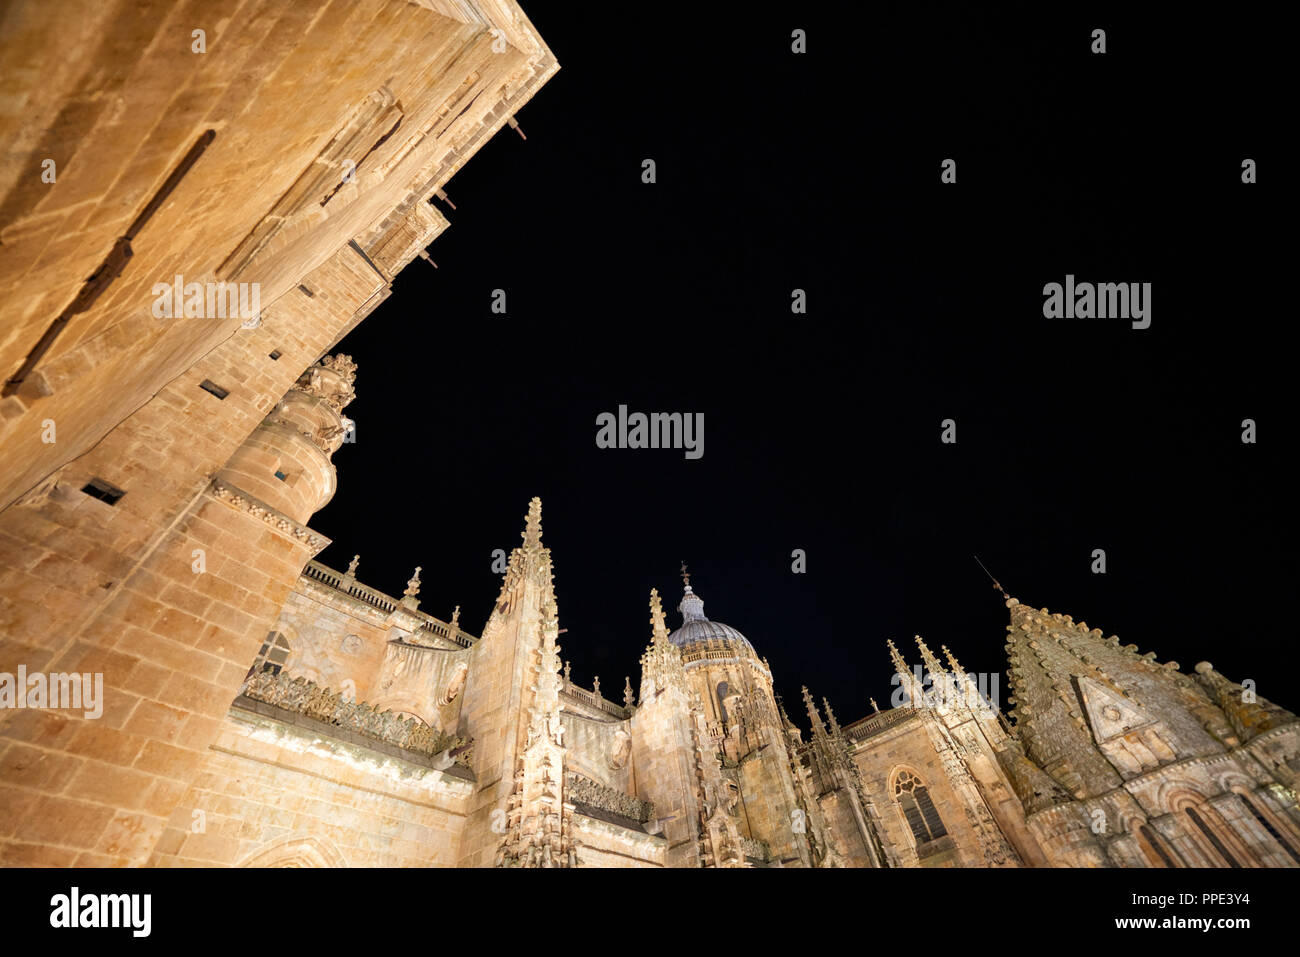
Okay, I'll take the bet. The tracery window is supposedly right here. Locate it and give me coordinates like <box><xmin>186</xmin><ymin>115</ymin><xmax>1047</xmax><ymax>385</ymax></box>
<box><xmin>248</xmin><ymin>631</ymin><xmax>291</xmax><ymax>678</ymax></box>
<box><xmin>894</xmin><ymin>770</ymin><xmax>947</xmax><ymax>846</ymax></box>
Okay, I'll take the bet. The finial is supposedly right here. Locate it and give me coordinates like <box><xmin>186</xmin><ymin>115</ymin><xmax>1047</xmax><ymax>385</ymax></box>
<box><xmin>592</xmin><ymin>675</ymin><xmax>600</xmax><ymax>698</ymax></box>
<box><xmin>822</xmin><ymin>697</ymin><xmax>841</xmax><ymax>736</ymax></box>
<box><xmin>870</xmin><ymin>698</ymin><xmax>880</xmax><ymax>713</ymax></box>
<box><xmin>940</xmin><ymin>644</ymin><xmax>967</xmax><ymax>680</ymax></box>
<box><xmin>802</xmin><ymin>686</ymin><xmax>825</xmax><ymax>733</ymax></box>
<box><xmin>915</xmin><ymin>635</ymin><xmax>946</xmax><ymax>677</ymax></box>
<box><xmin>563</xmin><ymin>660</ymin><xmax>571</xmax><ymax>684</ymax></box>
<box><xmin>404</xmin><ymin>566</ymin><xmax>422</xmax><ymax>597</ymax></box>
<box><xmin>624</xmin><ymin>676</ymin><xmax>634</xmax><ymax>708</ymax></box>
<box><xmin>346</xmin><ymin>554</ymin><xmax>360</xmax><ymax>577</ymax></box>
<box><xmin>649</xmin><ymin>588</ymin><xmax>669</xmax><ymax>642</ymax></box>
<box><xmin>886</xmin><ymin>638</ymin><xmax>910</xmax><ymax>676</ymax></box>
<box><xmin>680</xmin><ymin>561</ymin><xmax>691</xmax><ymax>590</ymax></box>
<box><xmin>523</xmin><ymin>497</ymin><xmax>543</xmax><ymax>549</ymax></box>
<box><xmin>448</xmin><ymin>605</ymin><xmax>460</xmax><ymax>630</ymax></box>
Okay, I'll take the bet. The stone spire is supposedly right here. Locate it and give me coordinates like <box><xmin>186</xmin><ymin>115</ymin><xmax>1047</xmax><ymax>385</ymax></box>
<box><xmin>493</xmin><ymin>498</ymin><xmax>575</xmax><ymax>868</ymax></box>
<box><xmin>887</xmin><ymin>638</ymin><xmax>909</xmax><ymax>678</ymax></box>
<box><xmin>888</xmin><ymin>639</ymin><xmax>925</xmax><ymax>707</ymax></box>
<box><xmin>941</xmin><ymin>644</ymin><xmax>966</xmax><ymax>681</ymax></box>
<box><xmin>494</xmin><ymin>496</ymin><xmax>553</xmax><ymax>613</ymax></box>
<box><xmin>943</xmin><ymin>643</ymin><xmax>985</xmax><ymax>711</ymax></box>
<box><xmin>802</xmin><ymin>686</ymin><xmax>826</xmax><ymax>738</ymax></box>
<box><xmin>523</xmin><ymin>496</ymin><xmax>542</xmax><ymax>550</ymax></box>
<box><xmin>640</xmin><ymin>587</ymin><xmax>686</xmax><ymax>700</ymax></box>
<box><xmin>822</xmin><ymin>697</ymin><xmax>842</xmax><ymax>738</ymax></box>
<box><xmin>915</xmin><ymin>635</ymin><xmax>946</xmax><ymax>678</ymax></box>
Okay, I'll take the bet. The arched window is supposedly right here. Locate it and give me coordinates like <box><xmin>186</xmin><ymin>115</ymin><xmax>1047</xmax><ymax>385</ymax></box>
<box><xmin>248</xmin><ymin>631</ymin><xmax>291</xmax><ymax>678</ymax></box>
<box><xmin>1137</xmin><ymin>824</ymin><xmax>1178</xmax><ymax>867</ymax></box>
<box><xmin>1240</xmin><ymin>793</ymin><xmax>1300</xmax><ymax>865</ymax></box>
<box><xmin>1184</xmin><ymin>806</ymin><xmax>1240</xmax><ymax>868</ymax></box>
<box><xmin>717</xmin><ymin>681</ymin><xmax>730</xmax><ymax>724</ymax></box>
<box><xmin>894</xmin><ymin>770</ymin><xmax>947</xmax><ymax>846</ymax></box>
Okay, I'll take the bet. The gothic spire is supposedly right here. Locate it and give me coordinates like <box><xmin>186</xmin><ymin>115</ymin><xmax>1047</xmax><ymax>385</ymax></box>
<box><xmin>887</xmin><ymin>638</ymin><xmax>909</xmax><ymax>678</ymax></box>
<box><xmin>915</xmin><ymin>634</ymin><xmax>946</xmax><ymax>678</ymax></box>
<box><xmin>649</xmin><ymin>587</ymin><xmax>670</xmax><ymax>645</ymax></box>
<box><xmin>802</xmin><ymin>686</ymin><xmax>826</xmax><ymax>737</ymax></box>
<box><xmin>523</xmin><ymin>496</ymin><xmax>543</xmax><ymax>551</ymax></box>
<box><xmin>822</xmin><ymin>697</ymin><xmax>842</xmax><ymax>738</ymax></box>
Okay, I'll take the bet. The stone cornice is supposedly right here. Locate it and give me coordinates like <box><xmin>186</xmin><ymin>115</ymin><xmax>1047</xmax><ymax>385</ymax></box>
<box><xmin>208</xmin><ymin>478</ymin><xmax>331</xmax><ymax>555</ymax></box>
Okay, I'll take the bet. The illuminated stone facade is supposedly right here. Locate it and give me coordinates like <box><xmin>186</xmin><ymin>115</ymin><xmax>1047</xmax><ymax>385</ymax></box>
<box><xmin>2</xmin><ymin>1</ymin><xmax>1297</xmax><ymax>871</ymax></box>
<box><xmin>0</xmin><ymin>0</ymin><xmax>556</xmax><ymax>867</ymax></box>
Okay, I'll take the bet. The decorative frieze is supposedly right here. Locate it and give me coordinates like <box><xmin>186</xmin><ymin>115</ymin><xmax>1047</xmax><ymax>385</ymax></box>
<box><xmin>565</xmin><ymin>770</ymin><xmax>654</xmax><ymax>824</ymax></box>
<box><xmin>209</xmin><ymin>479</ymin><xmax>331</xmax><ymax>554</ymax></box>
<box><xmin>239</xmin><ymin>669</ymin><xmax>470</xmax><ymax>766</ymax></box>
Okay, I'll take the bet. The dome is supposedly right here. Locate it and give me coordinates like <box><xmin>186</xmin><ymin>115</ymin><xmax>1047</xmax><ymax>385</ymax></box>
<box><xmin>667</xmin><ymin>583</ymin><xmax>757</xmax><ymax>655</ymax></box>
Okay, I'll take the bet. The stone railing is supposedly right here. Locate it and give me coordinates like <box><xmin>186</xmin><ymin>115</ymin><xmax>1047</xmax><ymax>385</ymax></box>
<box><xmin>239</xmin><ymin>670</ymin><xmax>470</xmax><ymax>767</ymax></box>
<box><xmin>416</xmin><ymin>618</ymin><xmax>475</xmax><ymax>649</ymax></box>
<box><xmin>843</xmin><ymin>706</ymin><xmax>919</xmax><ymax>743</ymax></box>
<box><xmin>301</xmin><ymin>560</ymin><xmax>477</xmax><ymax>645</ymax></box>
<box><xmin>302</xmin><ymin>561</ymin><xmax>399</xmax><ymax>613</ymax></box>
<box><xmin>564</xmin><ymin>770</ymin><xmax>654</xmax><ymax>824</ymax></box>
<box><xmin>740</xmin><ymin>837</ymin><xmax>771</xmax><ymax>862</ymax></box>
<box><xmin>562</xmin><ymin>683</ymin><xmax>629</xmax><ymax>720</ymax></box>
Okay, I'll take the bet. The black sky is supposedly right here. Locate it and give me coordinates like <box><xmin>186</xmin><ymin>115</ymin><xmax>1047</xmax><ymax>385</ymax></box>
<box><xmin>309</xmin><ymin>4</ymin><xmax>1292</xmax><ymax>726</ymax></box>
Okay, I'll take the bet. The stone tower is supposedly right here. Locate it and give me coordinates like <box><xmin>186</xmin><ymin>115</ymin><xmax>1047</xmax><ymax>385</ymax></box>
<box><xmin>999</xmin><ymin>595</ymin><xmax>1300</xmax><ymax>867</ymax></box>
<box><xmin>650</xmin><ymin>573</ymin><xmax>821</xmax><ymax>866</ymax></box>
<box><xmin>0</xmin><ymin>354</ymin><xmax>355</xmax><ymax>865</ymax></box>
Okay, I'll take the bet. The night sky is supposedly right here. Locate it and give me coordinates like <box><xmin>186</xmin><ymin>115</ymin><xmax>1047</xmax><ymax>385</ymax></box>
<box><xmin>309</xmin><ymin>5</ymin><xmax>1291</xmax><ymax>727</ymax></box>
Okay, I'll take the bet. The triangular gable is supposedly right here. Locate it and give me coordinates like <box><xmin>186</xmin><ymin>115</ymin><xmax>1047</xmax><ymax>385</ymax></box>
<box><xmin>1076</xmin><ymin>675</ymin><xmax>1152</xmax><ymax>743</ymax></box>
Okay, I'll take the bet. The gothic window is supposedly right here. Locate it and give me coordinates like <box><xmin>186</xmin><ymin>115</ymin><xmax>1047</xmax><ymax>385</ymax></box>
<box><xmin>248</xmin><ymin>631</ymin><xmax>291</xmax><ymax>678</ymax></box>
<box><xmin>894</xmin><ymin>770</ymin><xmax>947</xmax><ymax>846</ymax></box>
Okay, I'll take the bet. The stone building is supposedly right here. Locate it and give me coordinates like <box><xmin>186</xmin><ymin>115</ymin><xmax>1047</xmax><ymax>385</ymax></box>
<box><xmin>2</xmin><ymin>1</ymin><xmax>1298</xmax><ymax>870</ymax></box>
<box><xmin>127</xmin><ymin>482</ymin><xmax>1300</xmax><ymax>867</ymax></box>
<box><xmin>0</xmin><ymin>0</ymin><xmax>557</xmax><ymax>867</ymax></box>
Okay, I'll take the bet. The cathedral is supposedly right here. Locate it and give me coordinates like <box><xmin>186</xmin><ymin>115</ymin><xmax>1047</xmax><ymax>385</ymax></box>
<box><xmin>111</xmin><ymin>352</ymin><xmax>1299</xmax><ymax>868</ymax></box>
<box><xmin>0</xmin><ymin>0</ymin><xmax>1297</xmax><ymax>870</ymax></box>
